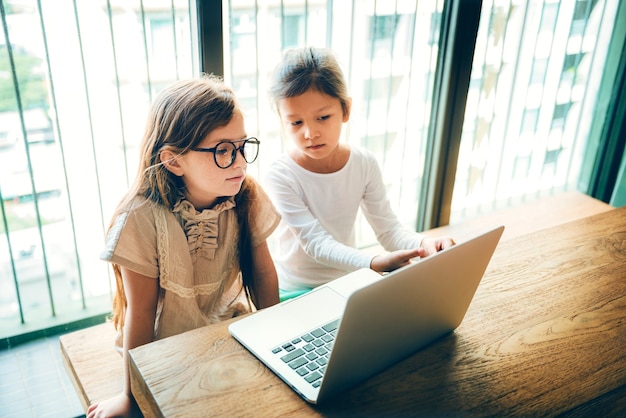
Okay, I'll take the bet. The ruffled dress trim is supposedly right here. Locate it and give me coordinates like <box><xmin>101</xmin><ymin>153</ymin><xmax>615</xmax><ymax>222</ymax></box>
<box><xmin>156</xmin><ymin>197</ymin><xmax>237</xmax><ymax>298</ymax></box>
<box><xmin>172</xmin><ymin>198</ymin><xmax>236</xmax><ymax>260</ymax></box>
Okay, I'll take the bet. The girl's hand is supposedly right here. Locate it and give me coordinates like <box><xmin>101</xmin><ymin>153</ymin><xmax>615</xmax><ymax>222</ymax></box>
<box><xmin>87</xmin><ymin>393</ymin><xmax>139</xmax><ymax>418</ymax></box>
<box><xmin>420</xmin><ymin>236</ymin><xmax>456</xmax><ymax>256</ymax></box>
<box><xmin>369</xmin><ymin>236</ymin><xmax>456</xmax><ymax>273</ymax></box>
<box><xmin>370</xmin><ymin>248</ymin><xmax>425</xmax><ymax>273</ymax></box>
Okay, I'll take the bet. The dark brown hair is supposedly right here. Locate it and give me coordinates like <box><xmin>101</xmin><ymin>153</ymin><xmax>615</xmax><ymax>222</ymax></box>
<box><xmin>269</xmin><ymin>47</ymin><xmax>350</xmax><ymax>117</ymax></box>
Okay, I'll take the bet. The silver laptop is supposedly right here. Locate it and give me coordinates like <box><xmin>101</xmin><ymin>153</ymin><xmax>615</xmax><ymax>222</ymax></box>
<box><xmin>229</xmin><ymin>225</ymin><xmax>504</xmax><ymax>404</ymax></box>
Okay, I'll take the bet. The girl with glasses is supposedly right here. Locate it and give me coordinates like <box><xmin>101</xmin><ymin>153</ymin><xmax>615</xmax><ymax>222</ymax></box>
<box><xmin>266</xmin><ymin>47</ymin><xmax>455</xmax><ymax>300</ymax></box>
<box><xmin>89</xmin><ymin>76</ymin><xmax>280</xmax><ymax>418</ymax></box>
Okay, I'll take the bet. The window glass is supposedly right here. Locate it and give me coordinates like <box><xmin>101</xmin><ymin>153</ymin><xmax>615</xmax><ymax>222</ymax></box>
<box><xmin>450</xmin><ymin>0</ymin><xmax>617</xmax><ymax>217</ymax></box>
<box><xmin>1</xmin><ymin>0</ymin><xmax>619</xmax><ymax>338</ymax></box>
<box><xmin>226</xmin><ymin>0</ymin><xmax>445</xmax><ymax>246</ymax></box>
<box><xmin>0</xmin><ymin>0</ymin><xmax>197</xmax><ymax>338</ymax></box>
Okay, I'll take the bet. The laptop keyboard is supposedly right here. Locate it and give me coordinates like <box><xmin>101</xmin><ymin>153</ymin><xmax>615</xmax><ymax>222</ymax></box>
<box><xmin>271</xmin><ymin>318</ymin><xmax>340</xmax><ymax>388</ymax></box>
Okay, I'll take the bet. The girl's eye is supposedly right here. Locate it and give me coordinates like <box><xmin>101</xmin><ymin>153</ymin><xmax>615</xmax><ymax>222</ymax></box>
<box><xmin>290</xmin><ymin>121</ymin><xmax>302</xmax><ymax>127</ymax></box>
<box><xmin>319</xmin><ymin>115</ymin><xmax>330</xmax><ymax>121</ymax></box>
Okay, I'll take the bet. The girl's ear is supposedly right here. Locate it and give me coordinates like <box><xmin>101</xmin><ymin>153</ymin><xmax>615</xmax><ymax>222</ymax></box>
<box><xmin>343</xmin><ymin>97</ymin><xmax>352</xmax><ymax>123</ymax></box>
<box><xmin>160</xmin><ymin>149</ymin><xmax>184</xmax><ymax>176</ymax></box>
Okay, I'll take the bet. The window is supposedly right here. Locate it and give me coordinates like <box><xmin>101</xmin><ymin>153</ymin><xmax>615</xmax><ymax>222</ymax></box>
<box><xmin>530</xmin><ymin>59</ymin><xmax>549</xmax><ymax>85</ymax></box>
<box><xmin>429</xmin><ymin>12</ymin><xmax>442</xmax><ymax>46</ymax></box>
<box><xmin>450</xmin><ymin>0</ymin><xmax>617</xmax><ymax>220</ymax></box>
<box><xmin>551</xmin><ymin>102</ymin><xmax>572</xmax><ymax>130</ymax></box>
<box><xmin>364</xmin><ymin>76</ymin><xmax>403</xmax><ymax>102</ymax></box>
<box><xmin>0</xmin><ymin>0</ymin><xmax>198</xmax><ymax>340</ymax></box>
<box><xmin>560</xmin><ymin>52</ymin><xmax>582</xmax><ymax>86</ymax></box>
<box><xmin>571</xmin><ymin>0</ymin><xmax>597</xmax><ymax>36</ymax></box>
<box><xmin>1</xmin><ymin>0</ymin><xmax>621</xmax><ymax>341</ymax></box>
<box><xmin>573</xmin><ymin>0</ymin><xmax>598</xmax><ymax>20</ymax></box>
<box><xmin>283</xmin><ymin>15</ymin><xmax>304</xmax><ymax>49</ymax></box>
<box><xmin>521</xmin><ymin>108</ymin><xmax>540</xmax><ymax>133</ymax></box>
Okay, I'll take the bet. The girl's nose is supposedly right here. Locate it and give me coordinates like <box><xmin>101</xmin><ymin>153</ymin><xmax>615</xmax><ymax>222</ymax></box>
<box><xmin>305</xmin><ymin>125</ymin><xmax>319</xmax><ymax>140</ymax></box>
<box><xmin>232</xmin><ymin>147</ymin><xmax>247</xmax><ymax>168</ymax></box>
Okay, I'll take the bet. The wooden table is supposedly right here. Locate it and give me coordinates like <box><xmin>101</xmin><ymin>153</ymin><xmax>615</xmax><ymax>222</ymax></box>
<box><xmin>421</xmin><ymin>190</ymin><xmax>614</xmax><ymax>242</ymax></box>
<box><xmin>129</xmin><ymin>206</ymin><xmax>626</xmax><ymax>417</ymax></box>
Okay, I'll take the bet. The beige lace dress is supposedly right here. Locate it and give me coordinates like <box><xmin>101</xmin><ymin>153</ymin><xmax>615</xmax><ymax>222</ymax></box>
<box><xmin>101</xmin><ymin>188</ymin><xmax>280</xmax><ymax>342</ymax></box>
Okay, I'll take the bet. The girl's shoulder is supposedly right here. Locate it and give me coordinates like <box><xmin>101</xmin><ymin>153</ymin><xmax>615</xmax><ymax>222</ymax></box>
<box><xmin>269</xmin><ymin>153</ymin><xmax>296</xmax><ymax>170</ymax></box>
<box><xmin>267</xmin><ymin>153</ymin><xmax>303</xmax><ymax>181</ymax></box>
<box><xmin>101</xmin><ymin>196</ymin><xmax>162</xmax><ymax>263</ymax></box>
<box><xmin>113</xmin><ymin>195</ymin><xmax>173</xmax><ymax>229</ymax></box>
<box><xmin>344</xmin><ymin>145</ymin><xmax>379</xmax><ymax>176</ymax></box>
<box><xmin>123</xmin><ymin>195</ymin><xmax>161</xmax><ymax>216</ymax></box>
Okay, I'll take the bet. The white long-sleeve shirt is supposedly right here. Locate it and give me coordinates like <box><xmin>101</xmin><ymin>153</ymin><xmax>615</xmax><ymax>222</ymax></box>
<box><xmin>265</xmin><ymin>145</ymin><xmax>424</xmax><ymax>290</ymax></box>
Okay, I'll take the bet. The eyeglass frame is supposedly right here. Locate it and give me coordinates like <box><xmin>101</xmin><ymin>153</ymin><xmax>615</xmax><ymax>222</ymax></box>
<box><xmin>191</xmin><ymin>137</ymin><xmax>260</xmax><ymax>169</ymax></box>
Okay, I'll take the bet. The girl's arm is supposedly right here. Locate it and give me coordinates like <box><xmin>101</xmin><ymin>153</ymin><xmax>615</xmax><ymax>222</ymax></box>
<box><xmin>359</xmin><ymin>152</ymin><xmax>425</xmax><ymax>251</ymax></box>
<box><xmin>120</xmin><ymin>267</ymin><xmax>159</xmax><ymax>395</ymax></box>
<box><xmin>251</xmin><ymin>240</ymin><xmax>280</xmax><ymax>308</ymax></box>
<box><xmin>360</xmin><ymin>153</ymin><xmax>455</xmax><ymax>270</ymax></box>
<box><xmin>87</xmin><ymin>267</ymin><xmax>158</xmax><ymax>418</ymax></box>
<box><xmin>266</xmin><ymin>167</ymin><xmax>373</xmax><ymax>272</ymax></box>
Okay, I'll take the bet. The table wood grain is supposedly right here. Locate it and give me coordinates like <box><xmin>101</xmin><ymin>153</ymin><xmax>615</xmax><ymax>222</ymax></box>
<box><xmin>129</xmin><ymin>206</ymin><xmax>626</xmax><ymax>417</ymax></box>
<box><xmin>422</xmin><ymin>190</ymin><xmax>613</xmax><ymax>242</ymax></box>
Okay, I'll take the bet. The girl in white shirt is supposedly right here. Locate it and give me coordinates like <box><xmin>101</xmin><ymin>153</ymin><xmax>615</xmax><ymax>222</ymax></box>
<box><xmin>266</xmin><ymin>47</ymin><xmax>455</xmax><ymax>295</ymax></box>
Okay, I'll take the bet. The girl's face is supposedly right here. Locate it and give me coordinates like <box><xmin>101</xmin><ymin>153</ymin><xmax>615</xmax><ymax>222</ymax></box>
<box><xmin>278</xmin><ymin>89</ymin><xmax>350</xmax><ymax>167</ymax></box>
<box><xmin>163</xmin><ymin>112</ymin><xmax>249</xmax><ymax>210</ymax></box>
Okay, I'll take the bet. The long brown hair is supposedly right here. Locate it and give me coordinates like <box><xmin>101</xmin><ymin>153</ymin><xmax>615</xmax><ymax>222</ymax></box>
<box><xmin>109</xmin><ymin>75</ymin><xmax>256</xmax><ymax>330</ymax></box>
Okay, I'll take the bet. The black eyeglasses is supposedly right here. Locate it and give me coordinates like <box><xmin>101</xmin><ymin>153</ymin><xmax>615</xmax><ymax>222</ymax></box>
<box><xmin>192</xmin><ymin>137</ymin><xmax>260</xmax><ymax>169</ymax></box>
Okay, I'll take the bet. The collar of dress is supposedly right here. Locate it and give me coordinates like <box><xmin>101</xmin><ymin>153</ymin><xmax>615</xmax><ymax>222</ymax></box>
<box><xmin>172</xmin><ymin>197</ymin><xmax>236</xmax><ymax>259</ymax></box>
